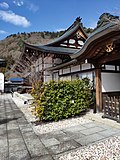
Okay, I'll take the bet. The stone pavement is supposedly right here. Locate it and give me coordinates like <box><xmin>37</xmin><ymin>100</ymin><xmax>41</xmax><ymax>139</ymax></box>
<box><xmin>0</xmin><ymin>94</ymin><xmax>120</xmax><ymax>160</ymax></box>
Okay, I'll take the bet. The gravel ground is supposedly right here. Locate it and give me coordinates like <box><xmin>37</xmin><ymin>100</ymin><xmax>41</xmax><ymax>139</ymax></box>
<box><xmin>57</xmin><ymin>136</ymin><xmax>120</xmax><ymax>160</ymax></box>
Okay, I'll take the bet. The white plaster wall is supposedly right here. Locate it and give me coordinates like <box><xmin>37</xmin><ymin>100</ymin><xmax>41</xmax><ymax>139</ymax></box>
<box><xmin>63</xmin><ymin>68</ymin><xmax>70</xmax><ymax>74</ymax></box>
<box><xmin>59</xmin><ymin>69</ymin><xmax>63</xmax><ymax>75</ymax></box>
<box><xmin>54</xmin><ymin>58</ymin><xmax>62</xmax><ymax>64</ymax></box>
<box><xmin>44</xmin><ymin>63</ymin><xmax>53</xmax><ymax>69</ymax></box>
<box><xmin>53</xmin><ymin>72</ymin><xmax>59</xmax><ymax>81</ymax></box>
<box><xmin>35</xmin><ymin>60</ymin><xmax>38</xmax><ymax>66</ymax></box>
<box><xmin>79</xmin><ymin>72</ymin><xmax>93</xmax><ymax>81</ymax></box>
<box><xmin>71</xmin><ymin>65</ymin><xmax>80</xmax><ymax>72</ymax></box>
<box><xmin>44</xmin><ymin>70</ymin><xmax>52</xmax><ymax>83</ymax></box>
<box><xmin>71</xmin><ymin>74</ymin><xmax>77</xmax><ymax>80</ymax></box>
<box><xmin>44</xmin><ymin>57</ymin><xmax>52</xmax><ymax>63</ymax></box>
<box><xmin>60</xmin><ymin>76</ymin><xmax>71</xmax><ymax>81</ymax></box>
<box><xmin>38</xmin><ymin>57</ymin><xmax>42</xmax><ymax>65</ymax></box>
<box><xmin>102</xmin><ymin>72</ymin><xmax>120</xmax><ymax>92</ymax></box>
<box><xmin>44</xmin><ymin>76</ymin><xmax>52</xmax><ymax>83</ymax></box>
<box><xmin>44</xmin><ymin>57</ymin><xmax>53</xmax><ymax>69</ymax></box>
<box><xmin>38</xmin><ymin>64</ymin><xmax>42</xmax><ymax>71</ymax></box>
<box><xmin>87</xmin><ymin>72</ymin><xmax>93</xmax><ymax>81</ymax></box>
<box><xmin>105</xmin><ymin>65</ymin><xmax>115</xmax><ymax>70</ymax></box>
<box><xmin>36</xmin><ymin>66</ymin><xmax>39</xmax><ymax>72</ymax></box>
<box><xmin>92</xmin><ymin>64</ymin><xmax>95</xmax><ymax>68</ymax></box>
<box><xmin>0</xmin><ymin>73</ymin><xmax>4</xmax><ymax>92</ymax></box>
<box><xmin>82</xmin><ymin>63</ymin><xmax>91</xmax><ymax>70</ymax></box>
<box><xmin>117</xmin><ymin>66</ymin><xmax>119</xmax><ymax>71</ymax></box>
<box><xmin>31</xmin><ymin>65</ymin><xmax>35</xmax><ymax>73</ymax></box>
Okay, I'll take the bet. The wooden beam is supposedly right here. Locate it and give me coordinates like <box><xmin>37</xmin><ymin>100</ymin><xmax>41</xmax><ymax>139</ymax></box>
<box><xmin>97</xmin><ymin>51</ymin><xmax>120</xmax><ymax>65</ymax></box>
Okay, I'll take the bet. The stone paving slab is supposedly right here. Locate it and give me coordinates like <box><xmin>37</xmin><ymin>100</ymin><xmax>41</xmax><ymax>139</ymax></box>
<box><xmin>0</xmin><ymin>139</ymin><xmax>8</xmax><ymax>160</ymax></box>
<box><xmin>41</xmin><ymin>138</ymin><xmax>60</xmax><ymax>147</ymax></box>
<box><xmin>48</xmin><ymin>139</ymin><xmax>81</xmax><ymax>155</ymax></box>
<box><xmin>7</xmin><ymin>122</ymin><xmax>19</xmax><ymax>130</ymax></box>
<box><xmin>19</xmin><ymin>124</ymin><xmax>33</xmax><ymax>133</ymax></box>
<box><xmin>98</xmin><ymin>128</ymin><xmax>120</xmax><ymax>137</ymax></box>
<box><xmin>0</xmin><ymin>152</ymin><xmax>8</xmax><ymax>160</ymax></box>
<box><xmin>40</xmin><ymin>130</ymin><xmax>66</xmax><ymax>140</ymax></box>
<box><xmin>9</xmin><ymin>149</ymin><xmax>30</xmax><ymax>160</ymax></box>
<box><xmin>63</xmin><ymin>125</ymin><xmax>87</xmax><ymax>133</ymax></box>
<box><xmin>81</xmin><ymin>122</ymin><xmax>99</xmax><ymax>128</ymax></box>
<box><xmin>59</xmin><ymin>130</ymin><xmax>85</xmax><ymax>142</ymax></box>
<box><xmin>0</xmin><ymin>94</ymin><xmax>49</xmax><ymax>160</ymax></box>
<box><xmin>8</xmin><ymin>129</ymin><xmax>23</xmax><ymax>139</ymax></box>
<box><xmin>75</xmin><ymin>133</ymin><xmax>105</xmax><ymax>145</ymax></box>
<box><xmin>79</xmin><ymin>126</ymin><xmax>105</xmax><ymax>135</ymax></box>
<box><xmin>31</xmin><ymin>155</ymin><xmax>54</xmax><ymax>160</ymax></box>
<box><xmin>9</xmin><ymin>140</ymin><xmax>27</xmax><ymax>153</ymax></box>
<box><xmin>0</xmin><ymin>128</ymin><xmax>7</xmax><ymax>135</ymax></box>
<box><xmin>22</xmin><ymin>134</ymin><xmax>49</xmax><ymax>157</ymax></box>
<box><xmin>0</xmin><ymin>138</ymin><xmax>8</xmax><ymax>148</ymax></box>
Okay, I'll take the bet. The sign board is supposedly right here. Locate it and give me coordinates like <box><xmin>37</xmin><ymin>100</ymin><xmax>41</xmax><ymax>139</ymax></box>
<box><xmin>0</xmin><ymin>73</ymin><xmax>4</xmax><ymax>92</ymax></box>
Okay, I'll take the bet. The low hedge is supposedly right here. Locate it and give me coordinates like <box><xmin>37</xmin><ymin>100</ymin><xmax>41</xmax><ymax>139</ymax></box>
<box><xmin>32</xmin><ymin>78</ymin><xmax>93</xmax><ymax>121</ymax></box>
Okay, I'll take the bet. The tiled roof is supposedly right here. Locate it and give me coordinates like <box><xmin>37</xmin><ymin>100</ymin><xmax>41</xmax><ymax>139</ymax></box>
<box><xmin>71</xmin><ymin>21</ymin><xmax>120</xmax><ymax>59</ymax></box>
<box><xmin>25</xmin><ymin>42</ymin><xmax>79</xmax><ymax>54</ymax></box>
<box><xmin>33</xmin><ymin>45</ymin><xmax>79</xmax><ymax>54</ymax></box>
<box><xmin>24</xmin><ymin>17</ymin><xmax>87</xmax><ymax>55</ymax></box>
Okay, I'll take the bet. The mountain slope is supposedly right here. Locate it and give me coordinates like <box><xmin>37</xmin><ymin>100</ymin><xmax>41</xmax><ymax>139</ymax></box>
<box><xmin>0</xmin><ymin>31</ymin><xmax>60</xmax><ymax>61</ymax></box>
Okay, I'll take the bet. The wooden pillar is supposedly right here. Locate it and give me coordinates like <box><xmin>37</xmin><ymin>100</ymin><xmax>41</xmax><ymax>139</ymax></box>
<box><xmin>41</xmin><ymin>53</ymin><xmax>44</xmax><ymax>82</ymax></box>
<box><xmin>95</xmin><ymin>68</ymin><xmax>102</xmax><ymax>112</ymax></box>
<box><xmin>99</xmin><ymin>69</ymin><xmax>102</xmax><ymax>112</ymax></box>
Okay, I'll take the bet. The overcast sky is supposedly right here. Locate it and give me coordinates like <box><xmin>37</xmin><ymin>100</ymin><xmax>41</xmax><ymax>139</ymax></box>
<box><xmin>0</xmin><ymin>0</ymin><xmax>120</xmax><ymax>40</ymax></box>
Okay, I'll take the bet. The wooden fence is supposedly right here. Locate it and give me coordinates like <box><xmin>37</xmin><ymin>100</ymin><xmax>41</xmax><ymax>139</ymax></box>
<box><xmin>102</xmin><ymin>92</ymin><xmax>120</xmax><ymax>123</ymax></box>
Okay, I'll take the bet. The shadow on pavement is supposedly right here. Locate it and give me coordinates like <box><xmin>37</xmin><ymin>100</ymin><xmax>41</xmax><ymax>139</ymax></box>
<box><xmin>0</xmin><ymin>117</ymin><xmax>19</xmax><ymax>125</ymax></box>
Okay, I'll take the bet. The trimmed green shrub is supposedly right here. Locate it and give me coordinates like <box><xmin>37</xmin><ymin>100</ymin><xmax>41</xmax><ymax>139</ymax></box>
<box><xmin>32</xmin><ymin>78</ymin><xmax>93</xmax><ymax>121</ymax></box>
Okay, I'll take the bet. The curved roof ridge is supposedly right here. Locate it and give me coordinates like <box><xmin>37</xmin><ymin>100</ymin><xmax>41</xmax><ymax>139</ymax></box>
<box><xmin>46</xmin><ymin>17</ymin><xmax>87</xmax><ymax>46</ymax></box>
<box><xmin>63</xmin><ymin>17</ymin><xmax>82</xmax><ymax>33</ymax></box>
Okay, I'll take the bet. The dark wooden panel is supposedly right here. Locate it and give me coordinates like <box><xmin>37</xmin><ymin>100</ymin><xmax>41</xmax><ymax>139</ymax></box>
<box><xmin>102</xmin><ymin>92</ymin><xmax>120</xmax><ymax>123</ymax></box>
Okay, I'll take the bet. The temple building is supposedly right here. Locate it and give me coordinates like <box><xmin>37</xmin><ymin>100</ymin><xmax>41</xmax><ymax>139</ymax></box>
<box><xmin>13</xmin><ymin>14</ymin><xmax>120</xmax><ymax>120</ymax></box>
<box><xmin>14</xmin><ymin>17</ymin><xmax>87</xmax><ymax>83</ymax></box>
